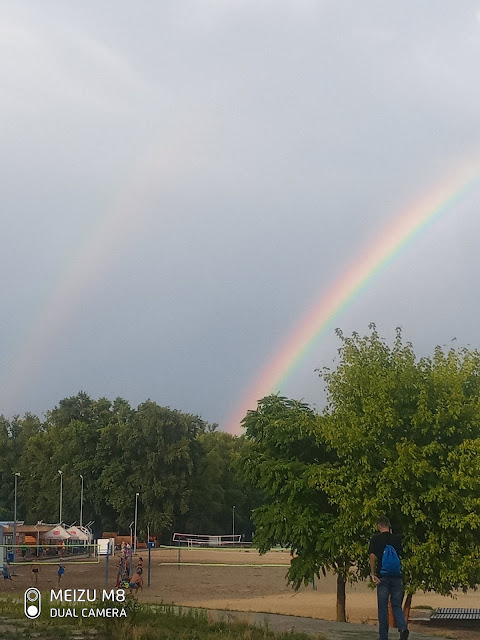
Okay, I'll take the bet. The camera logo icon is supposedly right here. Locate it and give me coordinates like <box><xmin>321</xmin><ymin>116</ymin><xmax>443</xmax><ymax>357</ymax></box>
<box><xmin>24</xmin><ymin>588</ymin><xmax>41</xmax><ymax>619</ymax></box>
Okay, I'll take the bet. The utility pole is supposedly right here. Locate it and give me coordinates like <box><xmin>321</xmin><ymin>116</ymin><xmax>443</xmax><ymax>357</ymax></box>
<box><xmin>13</xmin><ymin>473</ymin><xmax>20</xmax><ymax>575</ymax></box>
<box><xmin>58</xmin><ymin>470</ymin><xmax>63</xmax><ymax>524</ymax></box>
<box><xmin>134</xmin><ymin>493</ymin><xmax>139</xmax><ymax>553</ymax></box>
<box><xmin>80</xmin><ymin>475</ymin><xmax>84</xmax><ymax>527</ymax></box>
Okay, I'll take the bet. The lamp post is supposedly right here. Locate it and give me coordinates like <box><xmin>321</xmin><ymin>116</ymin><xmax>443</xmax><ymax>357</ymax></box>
<box><xmin>58</xmin><ymin>470</ymin><xmax>63</xmax><ymax>524</ymax></box>
<box><xmin>232</xmin><ymin>505</ymin><xmax>236</xmax><ymax>544</ymax></box>
<box><xmin>134</xmin><ymin>493</ymin><xmax>139</xmax><ymax>554</ymax></box>
<box><xmin>79</xmin><ymin>475</ymin><xmax>84</xmax><ymax>527</ymax></box>
<box><xmin>13</xmin><ymin>472</ymin><xmax>20</xmax><ymax>575</ymax></box>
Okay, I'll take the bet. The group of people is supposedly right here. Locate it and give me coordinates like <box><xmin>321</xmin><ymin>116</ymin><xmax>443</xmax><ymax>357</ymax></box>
<box><xmin>4</xmin><ymin>519</ymin><xmax>408</xmax><ymax>637</ymax></box>
<box><xmin>6</xmin><ymin>540</ymin><xmax>142</xmax><ymax>594</ymax></box>
<box><xmin>115</xmin><ymin>542</ymin><xmax>144</xmax><ymax>593</ymax></box>
<box><xmin>2</xmin><ymin>560</ymin><xmax>65</xmax><ymax>586</ymax></box>
<box><xmin>29</xmin><ymin>560</ymin><xmax>65</xmax><ymax>586</ymax></box>
<box><xmin>3</xmin><ymin>558</ymin><xmax>65</xmax><ymax>587</ymax></box>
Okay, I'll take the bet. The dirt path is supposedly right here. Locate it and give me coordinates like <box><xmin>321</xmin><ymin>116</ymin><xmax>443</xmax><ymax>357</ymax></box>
<box><xmin>172</xmin><ymin>607</ymin><xmax>449</xmax><ymax>640</ymax></box>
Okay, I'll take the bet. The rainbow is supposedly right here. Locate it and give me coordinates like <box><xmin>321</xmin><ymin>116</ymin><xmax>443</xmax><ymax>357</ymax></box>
<box><xmin>226</xmin><ymin>167</ymin><xmax>480</xmax><ymax>434</ymax></box>
<box><xmin>0</xmin><ymin>127</ymin><xmax>205</xmax><ymax>414</ymax></box>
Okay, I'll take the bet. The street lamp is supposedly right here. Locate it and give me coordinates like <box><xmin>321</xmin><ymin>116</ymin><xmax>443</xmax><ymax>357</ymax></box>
<box><xmin>13</xmin><ymin>473</ymin><xmax>20</xmax><ymax>575</ymax></box>
<box><xmin>232</xmin><ymin>505</ymin><xmax>236</xmax><ymax>544</ymax></box>
<box><xmin>134</xmin><ymin>493</ymin><xmax>139</xmax><ymax>554</ymax></box>
<box><xmin>58</xmin><ymin>470</ymin><xmax>63</xmax><ymax>524</ymax></box>
<box><xmin>79</xmin><ymin>475</ymin><xmax>84</xmax><ymax>527</ymax></box>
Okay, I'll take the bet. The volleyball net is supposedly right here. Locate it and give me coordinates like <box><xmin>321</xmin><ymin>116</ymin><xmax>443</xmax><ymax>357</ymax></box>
<box><xmin>162</xmin><ymin>537</ymin><xmax>291</xmax><ymax>568</ymax></box>
<box><xmin>172</xmin><ymin>532</ymin><xmax>243</xmax><ymax>547</ymax></box>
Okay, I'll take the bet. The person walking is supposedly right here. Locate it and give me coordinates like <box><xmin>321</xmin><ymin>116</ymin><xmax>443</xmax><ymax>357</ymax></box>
<box><xmin>2</xmin><ymin>563</ymin><xmax>12</xmax><ymax>589</ymax></box>
<box><xmin>57</xmin><ymin>563</ymin><xmax>65</xmax><ymax>585</ymax></box>
<box><xmin>31</xmin><ymin>559</ymin><xmax>40</xmax><ymax>585</ymax></box>
<box><xmin>369</xmin><ymin>516</ymin><xmax>409</xmax><ymax>640</ymax></box>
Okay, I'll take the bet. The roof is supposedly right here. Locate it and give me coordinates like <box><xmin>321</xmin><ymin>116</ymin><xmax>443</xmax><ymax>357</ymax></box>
<box><xmin>2</xmin><ymin>524</ymin><xmax>55</xmax><ymax>534</ymax></box>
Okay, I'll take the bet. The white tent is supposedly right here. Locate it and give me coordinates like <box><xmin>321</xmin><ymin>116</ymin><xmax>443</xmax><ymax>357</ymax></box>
<box><xmin>65</xmin><ymin>527</ymin><xmax>90</xmax><ymax>542</ymax></box>
<box><xmin>44</xmin><ymin>525</ymin><xmax>71</xmax><ymax>540</ymax></box>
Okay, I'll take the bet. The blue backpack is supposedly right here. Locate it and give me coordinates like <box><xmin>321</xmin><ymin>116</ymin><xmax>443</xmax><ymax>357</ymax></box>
<box><xmin>380</xmin><ymin>544</ymin><xmax>401</xmax><ymax>576</ymax></box>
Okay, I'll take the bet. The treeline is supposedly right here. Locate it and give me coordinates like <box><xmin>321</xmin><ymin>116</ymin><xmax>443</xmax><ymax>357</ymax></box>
<box><xmin>0</xmin><ymin>392</ymin><xmax>258</xmax><ymax>543</ymax></box>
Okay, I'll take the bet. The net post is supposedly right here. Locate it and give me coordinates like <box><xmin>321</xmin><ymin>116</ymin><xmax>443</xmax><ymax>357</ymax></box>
<box><xmin>121</xmin><ymin>552</ymin><xmax>126</xmax><ymax>584</ymax></box>
<box><xmin>105</xmin><ymin>542</ymin><xmax>110</xmax><ymax>586</ymax></box>
<box><xmin>148</xmin><ymin>543</ymin><xmax>151</xmax><ymax>588</ymax></box>
<box><xmin>177</xmin><ymin>539</ymin><xmax>181</xmax><ymax>570</ymax></box>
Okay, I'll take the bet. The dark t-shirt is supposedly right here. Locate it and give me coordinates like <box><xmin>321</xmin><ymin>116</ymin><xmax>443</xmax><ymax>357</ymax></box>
<box><xmin>368</xmin><ymin>531</ymin><xmax>402</xmax><ymax>577</ymax></box>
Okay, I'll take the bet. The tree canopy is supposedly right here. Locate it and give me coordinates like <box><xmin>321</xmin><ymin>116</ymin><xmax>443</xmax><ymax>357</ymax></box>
<box><xmin>239</xmin><ymin>326</ymin><xmax>480</xmax><ymax>620</ymax></box>
<box><xmin>0</xmin><ymin>393</ymin><xmax>257</xmax><ymax>544</ymax></box>
<box><xmin>317</xmin><ymin>326</ymin><xmax>480</xmax><ymax>596</ymax></box>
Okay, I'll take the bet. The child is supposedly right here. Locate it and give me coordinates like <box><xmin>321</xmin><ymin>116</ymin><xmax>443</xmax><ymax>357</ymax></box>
<box><xmin>57</xmin><ymin>563</ymin><xmax>65</xmax><ymax>585</ymax></box>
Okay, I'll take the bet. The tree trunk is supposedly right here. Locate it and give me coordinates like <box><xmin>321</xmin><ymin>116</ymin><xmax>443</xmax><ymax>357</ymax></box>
<box><xmin>388</xmin><ymin>598</ymin><xmax>396</xmax><ymax>628</ymax></box>
<box><xmin>403</xmin><ymin>593</ymin><xmax>413</xmax><ymax>623</ymax></box>
<box><xmin>336</xmin><ymin>574</ymin><xmax>346</xmax><ymax>622</ymax></box>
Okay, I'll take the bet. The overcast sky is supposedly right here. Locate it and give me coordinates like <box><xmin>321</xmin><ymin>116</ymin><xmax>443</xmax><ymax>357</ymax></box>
<box><xmin>1</xmin><ymin>1</ymin><xmax>480</xmax><ymax>433</ymax></box>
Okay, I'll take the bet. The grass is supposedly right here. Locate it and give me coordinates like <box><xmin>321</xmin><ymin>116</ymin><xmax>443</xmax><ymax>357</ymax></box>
<box><xmin>0</xmin><ymin>596</ymin><xmax>326</xmax><ymax>640</ymax></box>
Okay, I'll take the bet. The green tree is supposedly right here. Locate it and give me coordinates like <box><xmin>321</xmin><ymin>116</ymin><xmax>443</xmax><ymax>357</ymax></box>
<box><xmin>0</xmin><ymin>416</ymin><xmax>14</xmax><ymax>520</ymax></box>
<box><xmin>239</xmin><ymin>394</ymin><xmax>356</xmax><ymax>621</ymax></box>
<box><xmin>3</xmin><ymin>413</ymin><xmax>44</xmax><ymax>522</ymax></box>
<box><xmin>19</xmin><ymin>394</ymin><xmax>125</xmax><ymax>528</ymax></box>
<box><xmin>1</xmin><ymin>391</ymin><xmax>267</xmax><ymax>560</ymax></box>
<box><xmin>97</xmin><ymin>400</ymin><xmax>207</xmax><ymax>541</ymax></box>
<box><xmin>315</xmin><ymin>326</ymin><xmax>480</xmax><ymax>614</ymax></box>
<box><xmin>240</xmin><ymin>327</ymin><xmax>480</xmax><ymax>622</ymax></box>
<box><xmin>183</xmin><ymin>430</ymin><xmax>258</xmax><ymax>537</ymax></box>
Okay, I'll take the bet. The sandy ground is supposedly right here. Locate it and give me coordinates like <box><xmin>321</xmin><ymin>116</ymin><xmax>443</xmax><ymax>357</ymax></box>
<box><xmin>3</xmin><ymin>547</ymin><xmax>479</xmax><ymax>638</ymax></box>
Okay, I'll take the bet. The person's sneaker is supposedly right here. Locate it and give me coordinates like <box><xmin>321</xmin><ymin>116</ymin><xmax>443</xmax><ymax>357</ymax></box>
<box><xmin>399</xmin><ymin>629</ymin><xmax>409</xmax><ymax>640</ymax></box>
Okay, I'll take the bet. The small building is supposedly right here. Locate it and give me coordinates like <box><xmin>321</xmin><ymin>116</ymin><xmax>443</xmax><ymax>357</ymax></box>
<box><xmin>1</xmin><ymin>522</ymin><xmax>56</xmax><ymax>560</ymax></box>
<box><xmin>2</xmin><ymin>522</ymin><xmax>54</xmax><ymax>546</ymax></box>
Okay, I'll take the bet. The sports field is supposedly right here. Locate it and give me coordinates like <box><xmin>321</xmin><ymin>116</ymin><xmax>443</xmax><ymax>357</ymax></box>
<box><xmin>3</xmin><ymin>547</ymin><xmax>480</xmax><ymax>637</ymax></box>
